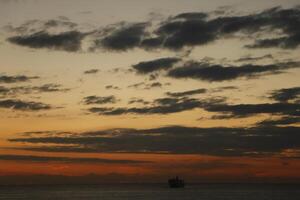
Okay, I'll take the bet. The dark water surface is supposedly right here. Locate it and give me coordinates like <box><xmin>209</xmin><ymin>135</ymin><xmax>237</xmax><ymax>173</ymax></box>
<box><xmin>0</xmin><ymin>183</ymin><xmax>299</xmax><ymax>200</ymax></box>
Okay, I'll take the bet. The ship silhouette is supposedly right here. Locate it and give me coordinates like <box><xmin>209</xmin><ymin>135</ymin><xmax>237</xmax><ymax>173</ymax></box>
<box><xmin>168</xmin><ymin>176</ymin><xmax>185</xmax><ymax>188</ymax></box>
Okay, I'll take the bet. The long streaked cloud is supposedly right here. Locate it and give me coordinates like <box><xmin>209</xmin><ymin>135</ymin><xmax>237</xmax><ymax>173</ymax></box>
<box><xmin>269</xmin><ymin>87</ymin><xmax>300</xmax><ymax>103</ymax></box>
<box><xmin>0</xmin><ymin>154</ymin><xmax>150</xmax><ymax>164</ymax></box>
<box><xmin>127</xmin><ymin>81</ymin><xmax>169</xmax><ymax>90</ymax></box>
<box><xmin>0</xmin><ymin>99</ymin><xmax>52</xmax><ymax>111</ymax></box>
<box><xmin>246</xmin><ymin>35</ymin><xmax>300</xmax><ymax>49</ymax></box>
<box><xmin>87</xmin><ymin>96</ymin><xmax>206</xmax><ymax>115</ymax></box>
<box><xmin>204</xmin><ymin>102</ymin><xmax>300</xmax><ymax>118</ymax></box>
<box><xmin>166</xmin><ymin>88</ymin><xmax>207</xmax><ymax>97</ymax></box>
<box><xmin>257</xmin><ymin>116</ymin><xmax>300</xmax><ymax>126</ymax></box>
<box><xmin>83</xmin><ymin>95</ymin><xmax>118</xmax><ymax>105</ymax></box>
<box><xmin>132</xmin><ymin>57</ymin><xmax>181</xmax><ymax>74</ymax></box>
<box><xmin>167</xmin><ymin>61</ymin><xmax>300</xmax><ymax>82</ymax></box>
<box><xmin>86</xmin><ymin>88</ymin><xmax>300</xmax><ymax>117</ymax></box>
<box><xmin>0</xmin><ymin>84</ymin><xmax>70</xmax><ymax>98</ymax></box>
<box><xmin>83</xmin><ymin>69</ymin><xmax>100</xmax><ymax>74</ymax></box>
<box><xmin>0</xmin><ymin>75</ymin><xmax>39</xmax><ymax>84</ymax></box>
<box><xmin>8</xmin><ymin>31</ymin><xmax>87</xmax><ymax>52</ymax></box>
<box><xmin>8</xmin><ymin>125</ymin><xmax>300</xmax><ymax>157</ymax></box>
<box><xmin>235</xmin><ymin>54</ymin><xmax>274</xmax><ymax>62</ymax></box>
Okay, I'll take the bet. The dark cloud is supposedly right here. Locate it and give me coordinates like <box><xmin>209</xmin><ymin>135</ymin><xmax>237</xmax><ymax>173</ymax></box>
<box><xmin>0</xmin><ymin>84</ymin><xmax>70</xmax><ymax>97</ymax></box>
<box><xmin>144</xmin><ymin>82</ymin><xmax>162</xmax><ymax>89</ymax></box>
<box><xmin>8</xmin><ymin>125</ymin><xmax>300</xmax><ymax>157</ymax></box>
<box><xmin>6</xmin><ymin>7</ymin><xmax>300</xmax><ymax>52</ymax></box>
<box><xmin>84</xmin><ymin>69</ymin><xmax>99</xmax><ymax>74</ymax></box>
<box><xmin>235</xmin><ymin>54</ymin><xmax>274</xmax><ymax>62</ymax></box>
<box><xmin>128</xmin><ymin>82</ymin><xmax>166</xmax><ymax>90</ymax></box>
<box><xmin>19</xmin><ymin>130</ymin><xmax>74</xmax><ymax>137</ymax></box>
<box><xmin>257</xmin><ymin>116</ymin><xmax>300</xmax><ymax>126</ymax></box>
<box><xmin>105</xmin><ymin>85</ymin><xmax>121</xmax><ymax>90</ymax></box>
<box><xmin>166</xmin><ymin>88</ymin><xmax>207</xmax><ymax>97</ymax></box>
<box><xmin>88</xmin><ymin>96</ymin><xmax>203</xmax><ymax>115</ymax></box>
<box><xmin>86</xmin><ymin>91</ymin><xmax>300</xmax><ymax>118</ymax></box>
<box><xmin>132</xmin><ymin>57</ymin><xmax>180</xmax><ymax>74</ymax></box>
<box><xmin>83</xmin><ymin>95</ymin><xmax>118</xmax><ymax>105</ymax></box>
<box><xmin>94</xmin><ymin>23</ymin><xmax>148</xmax><ymax>51</ymax></box>
<box><xmin>127</xmin><ymin>82</ymin><xmax>145</xmax><ymax>89</ymax></box>
<box><xmin>247</xmin><ymin>34</ymin><xmax>300</xmax><ymax>49</ymax></box>
<box><xmin>0</xmin><ymin>99</ymin><xmax>52</xmax><ymax>111</ymax></box>
<box><xmin>269</xmin><ymin>87</ymin><xmax>300</xmax><ymax>102</ymax></box>
<box><xmin>173</xmin><ymin>12</ymin><xmax>208</xmax><ymax>20</ymax></box>
<box><xmin>0</xmin><ymin>154</ymin><xmax>149</xmax><ymax>164</ymax></box>
<box><xmin>140</xmin><ymin>37</ymin><xmax>164</xmax><ymax>49</ymax></box>
<box><xmin>0</xmin><ymin>86</ymin><xmax>10</xmax><ymax>96</ymax></box>
<box><xmin>205</xmin><ymin>102</ymin><xmax>300</xmax><ymax>118</ymax></box>
<box><xmin>0</xmin><ymin>75</ymin><xmax>39</xmax><ymax>84</ymax></box>
<box><xmin>35</xmin><ymin>84</ymin><xmax>70</xmax><ymax>92</ymax></box>
<box><xmin>154</xmin><ymin>17</ymin><xmax>217</xmax><ymax>50</ymax></box>
<box><xmin>167</xmin><ymin>61</ymin><xmax>299</xmax><ymax>82</ymax></box>
<box><xmin>140</xmin><ymin>6</ymin><xmax>300</xmax><ymax>50</ymax></box>
<box><xmin>8</xmin><ymin>31</ymin><xmax>87</xmax><ymax>52</ymax></box>
<box><xmin>128</xmin><ymin>98</ymin><xmax>150</xmax><ymax>105</ymax></box>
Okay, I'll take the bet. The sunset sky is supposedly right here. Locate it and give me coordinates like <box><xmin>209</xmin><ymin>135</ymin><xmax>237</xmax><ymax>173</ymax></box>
<box><xmin>0</xmin><ymin>0</ymin><xmax>300</xmax><ymax>184</ymax></box>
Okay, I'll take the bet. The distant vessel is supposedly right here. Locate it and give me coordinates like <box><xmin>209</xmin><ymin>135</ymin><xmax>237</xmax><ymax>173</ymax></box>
<box><xmin>168</xmin><ymin>176</ymin><xmax>185</xmax><ymax>188</ymax></box>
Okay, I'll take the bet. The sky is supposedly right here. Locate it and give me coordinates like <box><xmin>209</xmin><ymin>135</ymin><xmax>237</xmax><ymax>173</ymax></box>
<box><xmin>0</xmin><ymin>0</ymin><xmax>300</xmax><ymax>184</ymax></box>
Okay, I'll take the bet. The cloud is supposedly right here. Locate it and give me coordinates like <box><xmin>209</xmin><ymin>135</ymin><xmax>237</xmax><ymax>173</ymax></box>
<box><xmin>0</xmin><ymin>84</ymin><xmax>70</xmax><ymax>98</ymax></box>
<box><xmin>8</xmin><ymin>31</ymin><xmax>87</xmax><ymax>52</ymax></box>
<box><xmin>173</xmin><ymin>12</ymin><xmax>208</xmax><ymax>20</ymax></box>
<box><xmin>0</xmin><ymin>75</ymin><xmax>39</xmax><ymax>84</ymax></box>
<box><xmin>127</xmin><ymin>82</ymin><xmax>145</xmax><ymax>89</ymax></box>
<box><xmin>154</xmin><ymin>16</ymin><xmax>217</xmax><ymax>50</ymax></box>
<box><xmin>132</xmin><ymin>57</ymin><xmax>180</xmax><ymax>74</ymax></box>
<box><xmin>84</xmin><ymin>87</ymin><xmax>299</xmax><ymax>118</ymax></box>
<box><xmin>144</xmin><ymin>82</ymin><xmax>163</xmax><ymax>89</ymax></box>
<box><xmin>0</xmin><ymin>86</ymin><xmax>10</xmax><ymax>96</ymax></box>
<box><xmin>167</xmin><ymin>61</ymin><xmax>299</xmax><ymax>82</ymax></box>
<box><xmin>246</xmin><ymin>34</ymin><xmax>300</xmax><ymax>49</ymax></box>
<box><xmin>166</xmin><ymin>88</ymin><xmax>207</xmax><ymax>97</ymax></box>
<box><xmin>127</xmin><ymin>82</ymin><xmax>167</xmax><ymax>90</ymax></box>
<box><xmin>34</xmin><ymin>84</ymin><xmax>70</xmax><ymax>92</ymax></box>
<box><xmin>269</xmin><ymin>87</ymin><xmax>300</xmax><ymax>103</ymax></box>
<box><xmin>93</xmin><ymin>23</ymin><xmax>148</xmax><ymax>51</ymax></box>
<box><xmin>88</xmin><ymin>96</ymin><xmax>203</xmax><ymax>115</ymax></box>
<box><xmin>8</xmin><ymin>125</ymin><xmax>300</xmax><ymax>157</ymax></box>
<box><xmin>257</xmin><ymin>116</ymin><xmax>300</xmax><ymax>126</ymax></box>
<box><xmin>6</xmin><ymin>7</ymin><xmax>300</xmax><ymax>52</ymax></box>
<box><xmin>128</xmin><ymin>98</ymin><xmax>150</xmax><ymax>105</ymax></box>
<box><xmin>0</xmin><ymin>154</ymin><xmax>149</xmax><ymax>164</ymax></box>
<box><xmin>83</xmin><ymin>95</ymin><xmax>118</xmax><ymax>105</ymax></box>
<box><xmin>84</xmin><ymin>69</ymin><xmax>99</xmax><ymax>74</ymax></box>
<box><xmin>105</xmin><ymin>85</ymin><xmax>121</xmax><ymax>90</ymax></box>
<box><xmin>205</xmin><ymin>102</ymin><xmax>300</xmax><ymax>118</ymax></box>
<box><xmin>235</xmin><ymin>54</ymin><xmax>274</xmax><ymax>62</ymax></box>
<box><xmin>5</xmin><ymin>6</ymin><xmax>300</xmax><ymax>54</ymax></box>
<box><xmin>0</xmin><ymin>99</ymin><xmax>52</xmax><ymax>111</ymax></box>
<box><xmin>140</xmin><ymin>6</ymin><xmax>300</xmax><ymax>50</ymax></box>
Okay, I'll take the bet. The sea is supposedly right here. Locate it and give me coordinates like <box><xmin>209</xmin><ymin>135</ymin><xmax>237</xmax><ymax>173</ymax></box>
<box><xmin>0</xmin><ymin>183</ymin><xmax>299</xmax><ymax>200</ymax></box>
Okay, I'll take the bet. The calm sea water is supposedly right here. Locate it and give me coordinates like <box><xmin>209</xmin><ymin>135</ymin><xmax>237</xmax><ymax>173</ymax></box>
<box><xmin>0</xmin><ymin>183</ymin><xmax>299</xmax><ymax>200</ymax></box>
